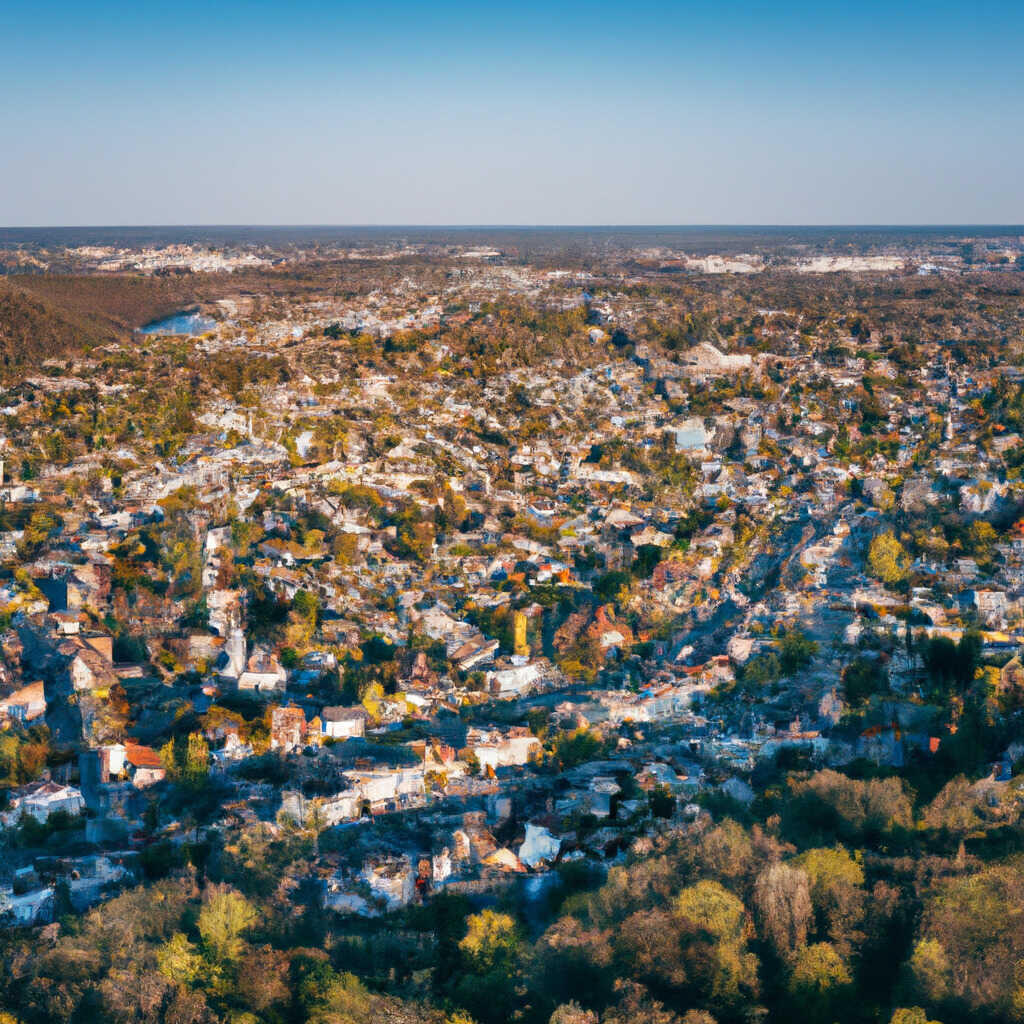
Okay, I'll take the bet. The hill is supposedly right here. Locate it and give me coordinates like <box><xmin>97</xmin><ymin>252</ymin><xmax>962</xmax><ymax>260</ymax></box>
<box><xmin>0</xmin><ymin>275</ymin><xmax>203</xmax><ymax>373</ymax></box>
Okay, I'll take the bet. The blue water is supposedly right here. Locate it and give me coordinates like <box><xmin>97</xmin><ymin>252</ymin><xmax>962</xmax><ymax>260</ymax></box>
<box><xmin>139</xmin><ymin>311</ymin><xmax>217</xmax><ymax>336</ymax></box>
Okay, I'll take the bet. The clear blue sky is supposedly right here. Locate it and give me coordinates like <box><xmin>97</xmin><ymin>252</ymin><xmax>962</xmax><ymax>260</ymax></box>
<box><xmin>2</xmin><ymin>0</ymin><xmax>1022</xmax><ymax>225</ymax></box>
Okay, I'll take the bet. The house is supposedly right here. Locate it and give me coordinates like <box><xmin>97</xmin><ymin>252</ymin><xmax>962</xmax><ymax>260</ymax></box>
<box><xmin>396</xmin><ymin>649</ymin><xmax>438</xmax><ymax>691</ymax></box>
<box><xmin>66</xmin><ymin>644</ymin><xmax>119</xmax><ymax>693</ymax></box>
<box><xmin>467</xmin><ymin>726</ymin><xmax>542</xmax><ymax>771</ymax></box>
<box><xmin>1</xmin><ymin>780</ymin><xmax>85</xmax><ymax>826</ymax></box>
<box><xmin>237</xmin><ymin>648</ymin><xmax>287</xmax><ymax>694</ymax></box>
<box><xmin>485</xmin><ymin>661</ymin><xmax>544</xmax><ymax>698</ymax></box>
<box><xmin>349</xmin><ymin>767</ymin><xmax>425</xmax><ymax>813</ymax></box>
<box><xmin>408</xmin><ymin>737</ymin><xmax>458</xmax><ymax>771</ymax></box>
<box><xmin>281</xmin><ymin>787</ymin><xmax>361</xmax><ymax>828</ymax></box>
<box><xmin>518</xmin><ymin>822</ymin><xmax>561</xmax><ymax>867</ymax></box>
<box><xmin>64</xmin><ymin>855</ymin><xmax>133</xmax><ymax>911</ymax></box>
<box><xmin>360</xmin><ymin>855</ymin><xmax>415</xmax><ymax>910</ymax></box>
<box><xmin>270</xmin><ymin>705</ymin><xmax>307</xmax><ymax>752</ymax></box>
<box><xmin>124</xmin><ymin>742</ymin><xmax>166</xmax><ymax>788</ymax></box>
<box><xmin>321</xmin><ymin>706</ymin><xmax>367</xmax><ymax>740</ymax></box>
<box><xmin>50</xmin><ymin>611</ymin><xmax>83</xmax><ymax>636</ymax></box>
<box><xmin>589</xmin><ymin>776</ymin><xmax>621</xmax><ymax>817</ymax></box>
<box><xmin>452</xmin><ymin>636</ymin><xmax>500</xmax><ymax>672</ymax></box>
<box><xmin>587</xmin><ymin>605</ymin><xmax>635</xmax><ymax>657</ymax></box>
<box><xmin>965</xmin><ymin>588</ymin><xmax>1009</xmax><ymax>627</ymax></box>
<box><xmin>0</xmin><ymin>885</ymin><xmax>55</xmax><ymax>926</ymax></box>
<box><xmin>210</xmin><ymin>730</ymin><xmax>253</xmax><ymax>770</ymax></box>
<box><xmin>0</xmin><ymin>681</ymin><xmax>46</xmax><ymax>725</ymax></box>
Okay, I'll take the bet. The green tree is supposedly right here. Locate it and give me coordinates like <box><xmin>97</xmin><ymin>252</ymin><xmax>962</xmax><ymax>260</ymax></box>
<box><xmin>198</xmin><ymin>885</ymin><xmax>257</xmax><ymax>962</ymax></box>
<box><xmin>909</xmin><ymin>859</ymin><xmax>1024</xmax><ymax>1019</ymax></box>
<box><xmin>456</xmin><ymin>911</ymin><xmax>524</xmax><ymax>1024</ymax></box>
<box><xmin>157</xmin><ymin>932</ymin><xmax>204</xmax><ymax>986</ymax></box>
<box><xmin>743</xmin><ymin>653</ymin><xmax>781</xmax><ymax>687</ymax></box>
<box><xmin>842</xmin><ymin>656</ymin><xmax>889</xmax><ymax>707</ymax></box>
<box><xmin>794</xmin><ymin>845</ymin><xmax>866</xmax><ymax>950</ymax></box>
<box><xmin>778</xmin><ymin>628</ymin><xmax>819</xmax><ymax>675</ymax></box>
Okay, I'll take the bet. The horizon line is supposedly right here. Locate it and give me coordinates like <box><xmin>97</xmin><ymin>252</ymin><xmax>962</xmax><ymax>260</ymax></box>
<box><xmin>2</xmin><ymin>223</ymin><xmax>1024</xmax><ymax>231</ymax></box>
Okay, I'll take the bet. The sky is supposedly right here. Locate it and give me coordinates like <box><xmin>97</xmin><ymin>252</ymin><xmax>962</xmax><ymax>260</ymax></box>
<box><xmin>2</xmin><ymin>0</ymin><xmax>1023</xmax><ymax>226</ymax></box>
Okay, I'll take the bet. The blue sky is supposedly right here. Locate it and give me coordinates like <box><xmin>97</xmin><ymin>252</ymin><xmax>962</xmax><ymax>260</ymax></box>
<box><xmin>2</xmin><ymin>0</ymin><xmax>1022</xmax><ymax>225</ymax></box>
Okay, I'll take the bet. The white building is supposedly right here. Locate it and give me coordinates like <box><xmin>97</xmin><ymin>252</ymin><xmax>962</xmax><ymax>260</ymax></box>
<box><xmin>1</xmin><ymin>781</ymin><xmax>85</xmax><ymax>826</ymax></box>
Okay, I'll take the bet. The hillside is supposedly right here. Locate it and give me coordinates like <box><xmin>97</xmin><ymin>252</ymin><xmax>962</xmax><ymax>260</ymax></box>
<box><xmin>0</xmin><ymin>275</ymin><xmax>206</xmax><ymax>374</ymax></box>
<box><xmin>0</xmin><ymin>280</ymin><xmax>116</xmax><ymax>372</ymax></box>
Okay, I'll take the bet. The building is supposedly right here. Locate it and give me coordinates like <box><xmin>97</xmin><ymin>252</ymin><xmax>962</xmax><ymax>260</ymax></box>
<box><xmin>270</xmin><ymin>705</ymin><xmax>307</xmax><ymax>752</ymax></box>
<box><xmin>321</xmin><ymin>706</ymin><xmax>367</xmax><ymax>740</ymax></box>
<box><xmin>1</xmin><ymin>781</ymin><xmax>85</xmax><ymax>826</ymax></box>
<box><xmin>0</xmin><ymin>681</ymin><xmax>46</xmax><ymax>724</ymax></box>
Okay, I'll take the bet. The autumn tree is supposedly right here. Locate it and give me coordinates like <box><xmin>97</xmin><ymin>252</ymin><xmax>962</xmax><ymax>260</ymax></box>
<box><xmin>753</xmin><ymin>863</ymin><xmax>812</xmax><ymax>960</ymax></box>
<box><xmin>674</xmin><ymin>880</ymin><xmax>759</xmax><ymax>1009</ymax></box>
<box><xmin>908</xmin><ymin>858</ymin><xmax>1024</xmax><ymax>1020</ymax></box>
<box><xmin>868</xmin><ymin>531</ymin><xmax>911</xmax><ymax>587</ymax></box>
<box><xmin>794</xmin><ymin>845</ymin><xmax>866</xmax><ymax>951</ymax></box>
<box><xmin>787</xmin><ymin>942</ymin><xmax>852</xmax><ymax>1023</ymax></box>
<box><xmin>198</xmin><ymin>885</ymin><xmax>257</xmax><ymax>963</ymax></box>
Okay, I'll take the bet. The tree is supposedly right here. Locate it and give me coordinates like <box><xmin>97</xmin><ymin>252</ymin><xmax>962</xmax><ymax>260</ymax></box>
<box><xmin>787</xmin><ymin>942</ymin><xmax>851</xmax><ymax>1023</ymax></box>
<box><xmin>922</xmin><ymin>632</ymin><xmax>980</xmax><ymax>694</ymax></box>
<box><xmin>198</xmin><ymin>885</ymin><xmax>257</xmax><ymax>962</ymax></box>
<box><xmin>594</xmin><ymin>570</ymin><xmax>632</xmax><ymax>605</ymax></box>
<box><xmin>184</xmin><ymin>732</ymin><xmax>210</xmax><ymax>789</ymax></box>
<box><xmin>794</xmin><ymin>845</ymin><xmax>866</xmax><ymax>951</ymax></box>
<box><xmin>161</xmin><ymin>732</ymin><xmax>210</xmax><ymax>790</ymax></box>
<box><xmin>157</xmin><ymin>932</ymin><xmax>204</xmax><ymax>987</ymax></box>
<box><xmin>17</xmin><ymin>506</ymin><xmax>61</xmax><ymax>559</ymax></box>
<box><xmin>890</xmin><ymin>1009</ymin><xmax>942</xmax><ymax>1024</ymax></box>
<box><xmin>693</xmin><ymin>820</ymin><xmax>757</xmax><ymax>890</ymax></box>
<box><xmin>968</xmin><ymin>520</ymin><xmax>997</xmax><ymax>562</ymax></box>
<box><xmin>616</xmin><ymin>909</ymin><xmax>689</xmax><ymax>992</ymax></box>
<box><xmin>632</xmin><ymin>544</ymin><xmax>663</xmax><ymax>580</ymax></box>
<box><xmin>842</xmin><ymin>656</ymin><xmax>888</xmax><ymax>707</ymax></box>
<box><xmin>743</xmin><ymin>653</ymin><xmax>781</xmax><ymax>687</ymax></box>
<box><xmin>868</xmin><ymin>531</ymin><xmax>911</xmax><ymax>587</ymax></box>
<box><xmin>457</xmin><ymin>910</ymin><xmax>524</xmax><ymax>1024</ymax></box>
<box><xmin>753</xmin><ymin>863</ymin><xmax>813</xmax><ymax>960</ymax></box>
<box><xmin>535</xmin><ymin>917</ymin><xmax>614</xmax><ymax>1010</ymax></box>
<box><xmin>909</xmin><ymin>859</ymin><xmax>1024</xmax><ymax>1019</ymax></box>
<box><xmin>787</xmin><ymin>770</ymin><xmax>913</xmax><ymax>844</ymax></box>
<box><xmin>674</xmin><ymin>880</ymin><xmax>759</xmax><ymax>1007</ymax></box>
<box><xmin>550</xmin><ymin>728</ymin><xmax>605</xmax><ymax>769</ymax></box>
<box><xmin>459</xmin><ymin>910</ymin><xmax>522</xmax><ymax>974</ymax></box>
<box><xmin>649</xmin><ymin>784</ymin><xmax>676</xmax><ymax>819</ymax></box>
<box><xmin>908</xmin><ymin>939</ymin><xmax>952</xmax><ymax>1007</ymax></box>
<box><xmin>602</xmin><ymin>981</ymin><xmax>682</xmax><ymax>1024</ymax></box>
<box><xmin>778</xmin><ymin>628</ymin><xmax>818</xmax><ymax>675</ymax></box>
<box><xmin>549</xmin><ymin>1004</ymin><xmax>598</xmax><ymax>1024</ymax></box>
<box><xmin>235</xmin><ymin>944</ymin><xmax>292</xmax><ymax>1013</ymax></box>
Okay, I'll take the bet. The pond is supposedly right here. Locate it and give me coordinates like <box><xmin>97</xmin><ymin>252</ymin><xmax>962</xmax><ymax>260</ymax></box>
<box><xmin>138</xmin><ymin>311</ymin><xmax>217</xmax><ymax>336</ymax></box>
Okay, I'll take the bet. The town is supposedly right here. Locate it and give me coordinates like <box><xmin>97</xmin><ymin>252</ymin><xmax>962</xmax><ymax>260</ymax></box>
<box><xmin>0</xmin><ymin>227</ymin><xmax>1023</xmax><ymax>1024</ymax></box>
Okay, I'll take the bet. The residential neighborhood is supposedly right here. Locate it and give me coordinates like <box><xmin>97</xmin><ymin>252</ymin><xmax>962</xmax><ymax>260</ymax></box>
<box><xmin>0</xmin><ymin>227</ymin><xmax>1023</xmax><ymax>1024</ymax></box>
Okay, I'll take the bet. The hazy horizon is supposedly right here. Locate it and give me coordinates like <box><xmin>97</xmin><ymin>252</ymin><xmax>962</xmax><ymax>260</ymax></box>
<box><xmin>4</xmin><ymin>223</ymin><xmax>1024</xmax><ymax>230</ymax></box>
